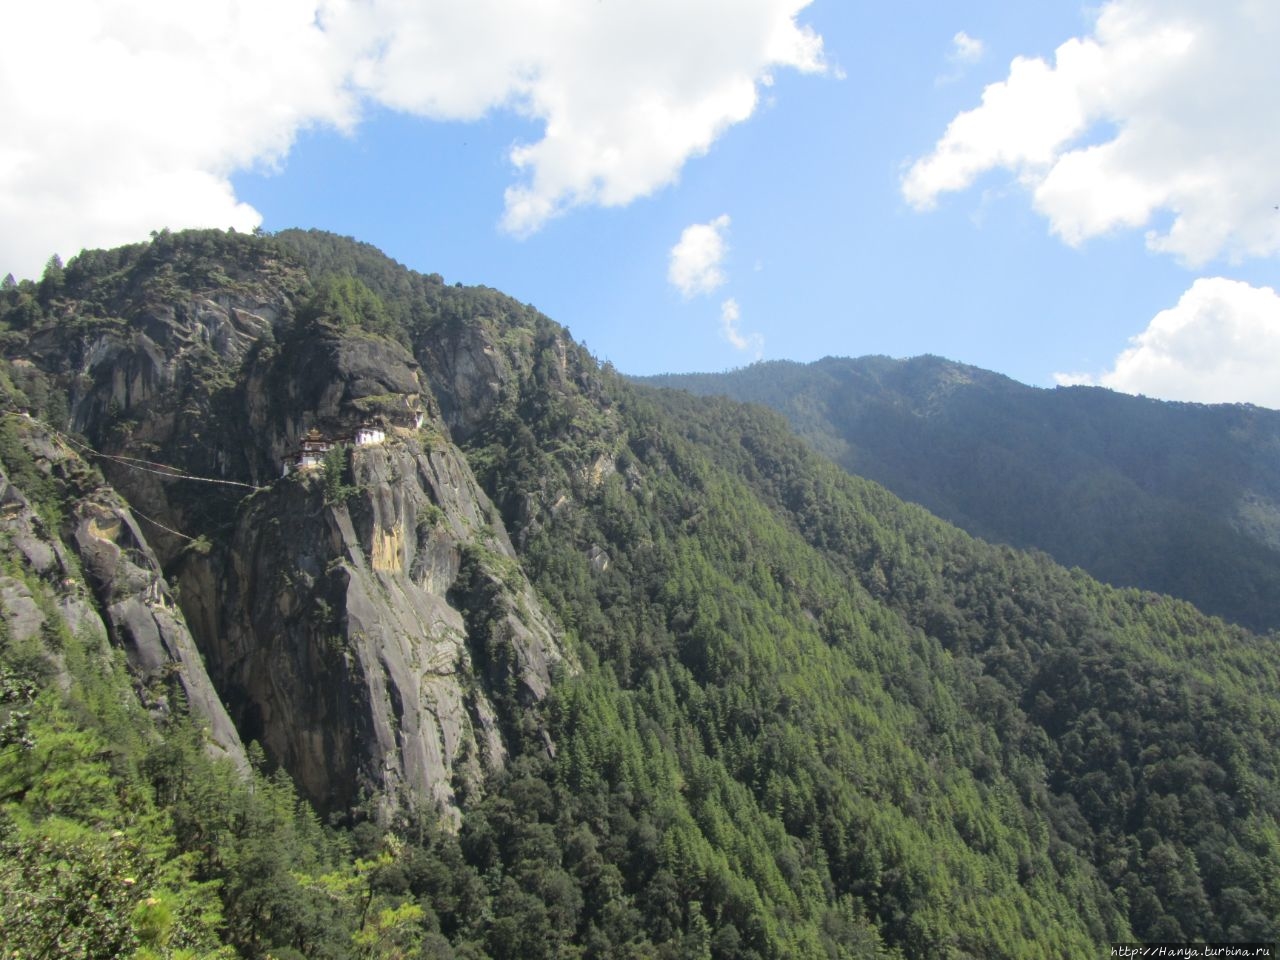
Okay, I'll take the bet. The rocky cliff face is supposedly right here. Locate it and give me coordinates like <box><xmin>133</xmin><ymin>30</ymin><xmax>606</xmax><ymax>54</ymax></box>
<box><xmin>0</xmin><ymin>417</ymin><xmax>244</xmax><ymax>765</ymax></box>
<box><xmin>2</xmin><ymin>233</ymin><xmax>568</xmax><ymax>820</ymax></box>
<box><xmin>411</xmin><ymin>292</ymin><xmax>625</xmax><ymax>552</ymax></box>
<box><xmin>21</xmin><ymin>255</ymin><xmax>307</xmax><ymax>562</ymax></box>
<box><xmin>175</xmin><ymin>433</ymin><xmax>563</xmax><ymax>819</ymax></box>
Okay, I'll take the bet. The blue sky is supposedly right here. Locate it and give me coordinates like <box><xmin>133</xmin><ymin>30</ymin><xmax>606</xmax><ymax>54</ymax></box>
<box><xmin>5</xmin><ymin>0</ymin><xmax>1280</xmax><ymax>403</ymax></box>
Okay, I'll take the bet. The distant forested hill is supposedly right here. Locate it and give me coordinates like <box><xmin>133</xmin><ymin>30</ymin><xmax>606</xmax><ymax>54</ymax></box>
<box><xmin>644</xmin><ymin>356</ymin><xmax>1280</xmax><ymax>633</ymax></box>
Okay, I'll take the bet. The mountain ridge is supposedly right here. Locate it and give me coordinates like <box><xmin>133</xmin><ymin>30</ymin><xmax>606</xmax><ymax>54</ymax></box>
<box><xmin>642</xmin><ymin>355</ymin><xmax>1280</xmax><ymax>632</ymax></box>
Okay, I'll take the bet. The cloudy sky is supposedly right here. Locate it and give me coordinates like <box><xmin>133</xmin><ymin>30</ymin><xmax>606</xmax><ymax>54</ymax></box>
<box><xmin>3</xmin><ymin>0</ymin><xmax>1279</xmax><ymax>406</ymax></box>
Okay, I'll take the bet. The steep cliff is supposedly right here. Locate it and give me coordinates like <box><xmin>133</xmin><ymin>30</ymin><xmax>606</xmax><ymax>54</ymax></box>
<box><xmin>3</xmin><ymin>230</ymin><xmax>567</xmax><ymax>819</ymax></box>
<box><xmin>175</xmin><ymin>433</ymin><xmax>562</xmax><ymax>818</ymax></box>
<box><xmin>0</xmin><ymin>414</ymin><xmax>244</xmax><ymax>764</ymax></box>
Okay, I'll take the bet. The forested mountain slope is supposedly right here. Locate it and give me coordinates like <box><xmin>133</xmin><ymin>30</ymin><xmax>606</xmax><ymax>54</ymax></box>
<box><xmin>644</xmin><ymin>356</ymin><xmax>1280</xmax><ymax>633</ymax></box>
<box><xmin>0</xmin><ymin>231</ymin><xmax>1276</xmax><ymax>957</ymax></box>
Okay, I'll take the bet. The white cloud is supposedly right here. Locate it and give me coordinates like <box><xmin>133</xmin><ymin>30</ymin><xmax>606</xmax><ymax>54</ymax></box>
<box><xmin>935</xmin><ymin>30</ymin><xmax>986</xmax><ymax>85</ymax></box>
<box><xmin>950</xmin><ymin>31</ymin><xmax>985</xmax><ymax>65</ymax></box>
<box><xmin>720</xmin><ymin>297</ymin><xmax>764</xmax><ymax>357</ymax></box>
<box><xmin>668</xmin><ymin>215</ymin><xmax>732</xmax><ymax>298</ymax></box>
<box><xmin>1054</xmin><ymin>278</ymin><xmax>1280</xmax><ymax>408</ymax></box>
<box><xmin>0</xmin><ymin>0</ymin><xmax>826</xmax><ymax>278</ymax></box>
<box><xmin>904</xmin><ymin>0</ymin><xmax>1280</xmax><ymax>267</ymax></box>
<box><xmin>0</xmin><ymin>0</ymin><xmax>356</xmax><ymax>278</ymax></box>
<box><xmin>669</xmin><ymin>217</ymin><xmax>762</xmax><ymax>354</ymax></box>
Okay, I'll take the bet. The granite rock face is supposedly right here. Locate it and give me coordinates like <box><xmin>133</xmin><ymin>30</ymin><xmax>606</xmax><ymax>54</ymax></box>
<box><xmin>176</xmin><ymin>434</ymin><xmax>564</xmax><ymax>819</ymax></box>
<box><xmin>9</xmin><ymin>238</ymin><xmax>569</xmax><ymax>819</ymax></box>
<box><xmin>0</xmin><ymin>429</ymin><xmax>245</xmax><ymax>765</ymax></box>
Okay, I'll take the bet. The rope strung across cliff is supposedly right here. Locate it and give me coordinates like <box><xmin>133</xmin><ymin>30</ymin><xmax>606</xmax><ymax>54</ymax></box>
<box><xmin>129</xmin><ymin>503</ymin><xmax>198</xmax><ymax>543</ymax></box>
<box><xmin>2</xmin><ymin>411</ymin><xmax>266</xmax><ymax>492</ymax></box>
<box><xmin>57</xmin><ymin>430</ymin><xmax>266</xmax><ymax>491</ymax></box>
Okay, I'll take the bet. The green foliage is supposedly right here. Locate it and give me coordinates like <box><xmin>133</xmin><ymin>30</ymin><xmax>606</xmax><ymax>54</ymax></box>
<box><xmin>0</xmin><ymin>358</ymin><xmax>71</xmax><ymax>426</ymax></box>
<box><xmin>0</xmin><ymin>564</ymin><xmax>366</xmax><ymax>958</ymax></box>
<box><xmin>299</xmin><ymin>274</ymin><xmax>406</xmax><ymax>346</ymax></box>
<box><xmin>0</xmin><ymin>610</ymin><xmax>230</xmax><ymax>958</ymax></box>
<box><xmin>417</xmin><ymin>502</ymin><xmax>445</xmax><ymax>531</ymax></box>
<box><xmin>38</xmin><ymin>253</ymin><xmax>66</xmax><ymax>303</ymax></box>
<box><xmin>448</xmin><ymin>318</ymin><xmax>1280</xmax><ymax>955</ymax></box>
<box><xmin>275</xmin><ymin>229</ymin><xmax>439</xmax><ymax>340</ymax></box>
<box><xmin>0</xmin><ymin>664</ymin><xmax>36</xmax><ymax>751</ymax></box>
<box><xmin>322</xmin><ymin>443</ymin><xmax>359</xmax><ymax>505</ymax></box>
<box><xmin>275</xmin><ymin>227</ymin><xmax>550</xmax><ymax>350</ymax></box>
<box><xmin>645</xmin><ymin>356</ymin><xmax>1280</xmax><ymax>633</ymax></box>
<box><xmin>0</xmin><ymin>414</ymin><xmax>66</xmax><ymax>529</ymax></box>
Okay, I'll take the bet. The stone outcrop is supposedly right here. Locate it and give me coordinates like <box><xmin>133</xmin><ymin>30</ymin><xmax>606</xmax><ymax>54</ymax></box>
<box><xmin>0</xmin><ymin>428</ymin><xmax>245</xmax><ymax>766</ymax></box>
